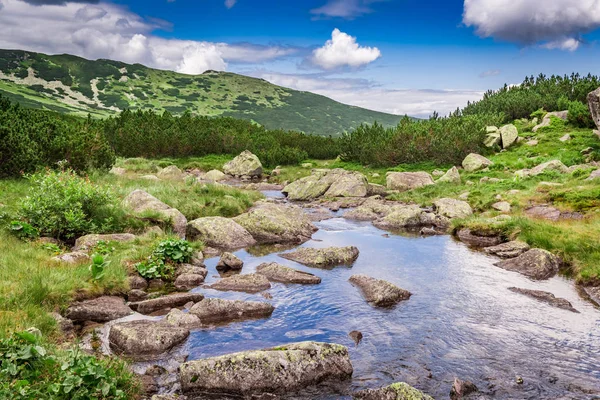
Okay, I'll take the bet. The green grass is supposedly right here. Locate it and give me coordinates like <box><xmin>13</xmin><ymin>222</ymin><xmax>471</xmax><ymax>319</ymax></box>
<box><xmin>0</xmin><ymin>49</ymin><xmax>406</xmax><ymax>136</ymax></box>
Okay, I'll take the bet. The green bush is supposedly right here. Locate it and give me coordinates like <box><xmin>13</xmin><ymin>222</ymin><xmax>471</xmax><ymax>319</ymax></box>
<box><xmin>19</xmin><ymin>170</ymin><xmax>127</xmax><ymax>240</ymax></box>
<box><xmin>567</xmin><ymin>100</ymin><xmax>595</xmax><ymax>128</ymax></box>
<box><xmin>0</xmin><ymin>95</ymin><xmax>115</xmax><ymax>178</ymax></box>
<box><xmin>135</xmin><ymin>238</ymin><xmax>194</xmax><ymax>280</ymax></box>
<box><xmin>0</xmin><ymin>330</ymin><xmax>137</xmax><ymax>399</ymax></box>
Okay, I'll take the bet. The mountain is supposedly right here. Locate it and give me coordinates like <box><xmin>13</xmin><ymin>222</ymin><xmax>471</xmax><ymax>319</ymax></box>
<box><xmin>0</xmin><ymin>49</ymin><xmax>405</xmax><ymax>136</ymax></box>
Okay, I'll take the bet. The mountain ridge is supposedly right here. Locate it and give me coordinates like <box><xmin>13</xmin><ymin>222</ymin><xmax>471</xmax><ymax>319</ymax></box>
<box><xmin>0</xmin><ymin>49</ymin><xmax>406</xmax><ymax>136</ymax></box>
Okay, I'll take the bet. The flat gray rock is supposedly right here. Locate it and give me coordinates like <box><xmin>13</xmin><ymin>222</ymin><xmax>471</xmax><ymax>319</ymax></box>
<box><xmin>186</xmin><ymin>216</ymin><xmax>256</xmax><ymax>249</ymax></box>
<box><xmin>210</xmin><ymin>273</ymin><xmax>271</xmax><ymax>293</ymax></box>
<box><xmin>509</xmin><ymin>287</ymin><xmax>578</xmax><ymax>313</ymax></box>
<box><xmin>180</xmin><ymin>342</ymin><xmax>353</xmax><ymax>396</ymax></box>
<box><xmin>188</xmin><ymin>298</ymin><xmax>274</xmax><ymax>323</ymax></box>
<box><xmin>256</xmin><ymin>262</ymin><xmax>321</xmax><ymax>284</ymax></box>
<box><xmin>483</xmin><ymin>241</ymin><xmax>530</xmax><ymax>258</ymax></box>
<box><xmin>109</xmin><ymin>320</ymin><xmax>189</xmax><ymax>359</ymax></box>
<box><xmin>65</xmin><ymin>296</ymin><xmax>133</xmax><ymax>322</ymax></box>
<box><xmin>279</xmin><ymin>246</ymin><xmax>359</xmax><ymax>268</ymax></box>
<box><xmin>457</xmin><ymin>228</ymin><xmax>503</xmax><ymax>248</ymax></box>
<box><xmin>349</xmin><ymin>274</ymin><xmax>411</xmax><ymax>307</ymax></box>
<box><xmin>495</xmin><ymin>249</ymin><xmax>560</xmax><ymax>280</ymax></box>
<box><xmin>73</xmin><ymin>233</ymin><xmax>136</xmax><ymax>252</ymax></box>
<box><xmin>131</xmin><ymin>293</ymin><xmax>204</xmax><ymax>314</ymax></box>
<box><xmin>354</xmin><ymin>382</ymin><xmax>433</xmax><ymax>400</ymax></box>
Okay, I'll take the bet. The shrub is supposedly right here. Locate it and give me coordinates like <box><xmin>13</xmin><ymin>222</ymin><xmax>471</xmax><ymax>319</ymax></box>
<box><xmin>9</xmin><ymin>221</ymin><xmax>39</xmax><ymax>240</ymax></box>
<box><xmin>19</xmin><ymin>170</ymin><xmax>125</xmax><ymax>240</ymax></box>
<box><xmin>135</xmin><ymin>238</ymin><xmax>194</xmax><ymax>280</ymax></box>
<box><xmin>567</xmin><ymin>100</ymin><xmax>595</xmax><ymax>128</ymax></box>
<box><xmin>0</xmin><ymin>330</ymin><xmax>137</xmax><ymax>399</ymax></box>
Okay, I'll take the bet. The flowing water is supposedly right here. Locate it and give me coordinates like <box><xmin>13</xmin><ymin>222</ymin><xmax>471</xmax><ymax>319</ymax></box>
<box><xmin>179</xmin><ymin>204</ymin><xmax>600</xmax><ymax>399</ymax></box>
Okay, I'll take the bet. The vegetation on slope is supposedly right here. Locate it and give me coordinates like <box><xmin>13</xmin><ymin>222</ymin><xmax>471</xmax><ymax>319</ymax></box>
<box><xmin>0</xmin><ymin>49</ymin><xmax>404</xmax><ymax>136</ymax></box>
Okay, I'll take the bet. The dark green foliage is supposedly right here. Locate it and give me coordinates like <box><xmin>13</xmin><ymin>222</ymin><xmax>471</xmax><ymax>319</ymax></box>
<box><xmin>0</xmin><ymin>331</ymin><xmax>136</xmax><ymax>399</ymax></box>
<box><xmin>340</xmin><ymin>114</ymin><xmax>504</xmax><ymax>167</ymax></box>
<box><xmin>19</xmin><ymin>170</ymin><xmax>131</xmax><ymax>240</ymax></box>
<box><xmin>0</xmin><ymin>95</ymin><xmax>115</xmax><ymax>177</ymax></box>
<box><xmin>102</xmin><ymin>109</ymin><xmax>340</xmax><ymax>166</ymax></box>
<box><xmin>567</xmin><ymin>100</ymin><xmax>595</xmax><ymax>128</ymax></box>
<box><xmin>463</xmin><ymin>73</ymin><xmax>599</xmax><ymax>122</ymax></box>
<box><xmin>9</xmin><ymin>221</ymin><xmax>38</xmax><ymax>240</ymax></box>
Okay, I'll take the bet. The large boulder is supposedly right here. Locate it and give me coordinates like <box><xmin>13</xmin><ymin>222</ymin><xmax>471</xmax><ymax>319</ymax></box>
<box><xmin>349</xmin><ymin>274</ymin><xmax>411</xmax><ymax>307</ymax></box>
<box><xmin>73</xmin><ymin>233</ymin><xmax>136</xmax><ymax>252</ymax></box>
<box><xmin>484</xmin><ymin>126</ymin><xmax>501</xmax><ymax>148</ymax></box>
<box><xmin>210</xmin><ymin>273</ymin><xmax>271</xmax><ymax>293</ymax></box>
<box><xmin>434</xmin><ymin>198</ymin><xmax>473</xmax><ymax>219</ymax></box>
<box><xmin>499</xmin><ymin>124</ymin><xmax>518</xmax><ymax>148</ymax></box>
<box><xmin>65</xmin><ymin>296</ymin><xmax>133</xmax><ymax>322</ymax></box>
<box><xmin>528</xmin><ymin>160</ymin><xmax>568</xmax><ymax>177</ymax></box>
<box><xmin>533</xmin><ymin>111</ymin><xmax>569</xmax><ymax>132</ymax></box>
<box><xmin>282</xmin><ymin>169</ymin><xmax>368</xmax><ymax>200</ymax></box>
<box><xmin>180</xmin><ymin>342</ymin><xmax>353</xmax><ymax>396</ymax></box>
<box><xmin>386</xmin><ymin>172</ymin><xmax>434</xmax><ymax>191</ymax></box>
<box><xmin>130</xmin><ymin>293</ymin><xmax>204</xmax><ymax>315</ymax></box>
<box><xmin>223</xmin><ymin>150</ymin><xmax>263</xmax><ymax>177</ymax></box>
<box><xmin>588</xmin><ymin>87</ymin><xmax>600</xmax><ymax>130</ymax></box>
<box><xmin>462</xmin><ymin>153</ymin><xmax>493</xmax><ymax>172</ymax></box>
<box><xmin>109</xmin><ymin>320</ymin><xmax>189</xmax><ymax>359</ymax></box>
<box><xmin>157</xmin><ymin>165</ymin><xmax>184</xmax><ymax>181</ymax></box>
<box><xmin>123</xmin><ymin>190</ymin><xmax>187</xmax><ymax>238</ymax></box>
<box><xmin>495</xmin><ymin>249</ymin><xmax>560</xmax><ymax>280</ymax></box>
<box><xmin>189</xmin><ymin>298</ymin><xmax>274</xmax><ymax>323</ymax></box>
<box><xmin>186</xmin><ymin>217</ymin><xmax>256</xmax><ymax>249</ymax></box>
<box><xmin>373</xmin><ymin>205</ymin><xmax>423</xmax><ymax>230</ymax></box>
<box><xmin>437</xmin><ymin>166</ymin><xmax>461</xmax><ymax>184</ymax></box>
<box><xmin>204</xmin><ymin>169</ymin><xmax>226</xmax><ymax>182</ymax></box>
<box><xmin>256</xmin><ymin>262</ymin><xmax>321</xmax><ymax>284</ymax></box>
<box><xmin>279</xmin><ymin>246</ymin><xmax>359</xmax><ymax>268</ymax></box>
<box><xmin>234</xmin><ymin>202</ymin><xmax>316</xmax><ymax>244</ymax></box>
<box><xmin>483</xmin><ymin>241</ymin><xmax>529</xmax><ymax>258</ymax></box>
<box><xmin>354</xmin><ymin>382</ymin><xmax>433</xmax><ymax>400</ymax></box>
<box><xmin>508</xmin><ymin>287</ymin><xmax>578</xmax><ymax>313</ymax></box>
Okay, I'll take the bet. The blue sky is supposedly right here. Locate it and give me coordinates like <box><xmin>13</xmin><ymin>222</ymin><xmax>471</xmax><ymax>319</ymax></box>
<box><xmin>0</xmin><ymin>0</ymin><xmax>599</xmax><ymax>117</ymax></box>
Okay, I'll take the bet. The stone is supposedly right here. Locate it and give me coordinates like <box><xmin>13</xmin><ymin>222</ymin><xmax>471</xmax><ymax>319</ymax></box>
<box><xmin>450</xmin><ymin>378</ymin><xmax>478</xmax><ymax>400</ymax></box>
<box><xmin>186</xmin><ymin>216</ymin><xmax>256</xmax><ymax>249</ymax></box>
<box><xmin>492</xmin><ymin>201</ymin><xmax>511</xmax><ymax>213</ymax></box>
<box><xmin>210</xmin><ymin>273</ymin><xmax>271</xmax><ymax>293</ymax></box>
<box><xmin>458</xmin><ymin>192</ymin><xmax>470</xmax><ymax>200</ymax></box>
<box><xmin>131</xmin><ymin>293</ymin><xmax>204</xmax><ymax>315</ymax></box>
<box><xmin>256</xmin><ymin>262</ymin><xmax>321</xmax><ymax>284</ymax></box>
<box><xmin>234</xmin><ymin>202</ymin><xmax>316</xmax><ymax>245</ymax></box>
<box><xmin>483</xmin><ymin>241</ymin><xmax>530</xmax><ymax>258</ymax></box>
<box><xmin>157</xmin><ymin>165</ymin><xmax>184</xmax><ymax>181</ymax></box>
<box><xmin>140</xmin><ymin>174</ymin><xmax>160</xmax><ymax>181</ymax></box>
<box><xmin>174</xmin><ymin>274</ymin><xmax>205</xmax><ymax>291</ymax></box>
<box><xmin>50</xmin><ymin>312</ymin><xmax>74</xmax><ymax>335</ymax></box>
<box><xmin>354</xmin><ymin>382</ymin><xmax>433</xmax><ymax>400</ymax></box>
<box><xmin>109</xmin><ymin>320</ymin><xmax>189</xmax><ymax>358</ymax></box>
<box><xmin>373</xmin><ymin>205</ymin><xmax>423</xmax><ymax>230</ymax></box>
<box><xmin>223</xmin><ymin>150</ymin><xmax>263</xmax><ymax>177</ymax></box>
<box><xmin>52</xmin><ymin>251</ymin><xmax>90</xmax><ymax>264</ymax></box>
<box><xmin>65</xmin><ymin>296</ymin><xmax>133</xmax><ymax>322</ymax></box>
<box><xmin>176</xmin><ymin>263</ymin><xmax>208</xmax><ymax>278</ymax></box>
<box><xmin>419</xmin><ymin>213</ymin><xmax>451</xmax><ymax>231</ymax></box>
<box><xmin>526</xmin><ymin>139</ymin><xmax>538</xmax><ymax>146</ymax></box>
<box><xmin>215</xmin><ymin>252</ymin><xmax>243</xmax><ymax>271</ymax></box>
<box><xmin>434</xmin><ymin>198</ymin><xmax>473</xmax><ymax>219</ymax></box>
<box><xmin>525</xmin><ymin>205</ymin><xmax>561</xmax><ymax>221</ymax></box>
<box><xmin>283</xmin><ymin>169</ymin><xmax>368</xmax><ymax>200</ymax></box>
<box><xmin>109</xmin><ymin>167</ymin><xmax>126</xmax><ymax>176</ymax></box>
<box><xmin>437</xmin><ymin>166</ymin><xmax>461</xmax><ymax>184</ymax></box>
<box><xmin>508</xmin><ymin>287</ymin><xmax>578</xmax><ymax>313</ymax></box>
<box><xmin>344</xmin><ymin>207</ymin><xmax>379</xmax><ymax>221</ymax></box>
<box><xmin>560</xmin><ymin>134</ymin><xmax>571</xmax><ymax>142</ymax></box>
<box><xmin>280</xmin><ymin>246</ymin><xmax>359</xmax><ymax>268</ymax></box>
<box><xmin>349</xmin><ymin>330</ymin><xmax>363</xmax><ymax>346</ymax></box>
<box><xmin>324</xmin><ymin>170</ymin><xmax>369</xmax><ymax>198</ymax></box>
<box><xmin>528</xmin><ymin>160</ymin><xmax>568</xmax><ymax>176</ymax></box>
<box><xmin>462</xmin><ymin>153</ymin><xmax>493</xmax><ymax>172</ymax></box>
<box><xmin>73</xmin><ymin>233</ymin><xmax>136</xmax><ymax>252</ymax></box>
<box><xmin>164</xmin><ymin>308</ymin><xmax>202</xmax><ymax>327</ymax></box>
<box><xmin>586</xmin><ymin>169</ymin><xmax>600</xmax><ymax>180</ymax></box>
<box><xmin>128</xmin><ymin>289</ymin><xmax>148</xmax><ymax>302</ymax></box>
<box><xmin>152</xmin><ymin>396</ymin><xmax>188</xmax><ymax>400</ymax></box>
<box><xmin>349</xmin><ymin>274</ymin><xmax>411</xmax><ymax>307</ymax></box>
<box><xmin>189</xmin><ymin>298</ymin><xmax>274</xmax><ymax>323</ymax></box>
<box><xmin>204</xmin><ymin>169</ymin><xmax>226</xmax><ymax>182</ymax></box>
<box><xmin>282</xmin><ymin>172</ymin><xmax>331</xmax><ymax>201</ymax></box>
<box><xmin>533</xmin><ymin>111</ymin><xmax>569</xmax><ymax>132</ymax></box>
<box><xmin>386</xmin><ymin>172</ymin><xmax>434</xmax><ymax>191</ymax></box>
<box><xmin>180</xmin><ymin>342</ymin><xmax>353</xmax><ymax>396</ymax></box>
<box><xmin>484</xmin><ymin>131</ymin><xmax>501</xmax><ymax>148</ymax></box>
<box><xmin>367</xmin><ymin>183</ymin><xmax>387</xmax><ymax>196</ymax></box>
<box><xmin>301</xmin><ymin>162</ymin><xmax>313</xmax><ymax>168</ymax></box>
<box><xmin>499</xmin><ymin>124</ymin><xmax>518</xmax><ymax>148</ymax></box>
<box><xmin>457</xmin><ymin>228</ymin><xmax>503</xmax><ymax>247</ymax></box>
<box><xmin>588</xmin><ymin>87</ymin><xmax>600</xmax><ymax>129</ymax></box>
<box><xmin>581</xmin><ymin>286</ymin><xmax>600</xmax><ymax>307</ymax></box>
<box><xmin>495</xmin><ymin>249</ymin><xmax>560</xmax><ymax>280</ymax></box>
<box><xmin>123</xmin><ymin>190</ymin><xmax>187</xmax><ymax>238</ymax></box>
<box><xmin>486</xmin><ymin>126</ymin><xmax>498</xmax><ymax>133</ymax></box>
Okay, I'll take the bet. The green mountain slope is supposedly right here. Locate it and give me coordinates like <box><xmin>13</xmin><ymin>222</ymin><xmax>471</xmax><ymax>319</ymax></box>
<box><xmin>0</xmin><ymin>49</ymin><xmax>405</xmax><ymax>136</ymax></box>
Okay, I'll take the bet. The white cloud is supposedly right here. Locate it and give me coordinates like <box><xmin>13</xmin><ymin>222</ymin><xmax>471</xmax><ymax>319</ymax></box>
<box><xmin>311</xmin><ymin>28</ymin><xmax>381</xmax><ymax>70</ymax></box>
<box><xmin>0</xmin><ymin>0</ymin><xmax>293</xmax><ymax>74</ymax></box>
<box><xmin>224</xmin><ymin>0</ymin><xmax>236</xmax><ymax>8</ymax></box>
<box><xmin>251</xmin><ymin>71</ymin><xmax>484</xmax><ymax>118</ymax></box>
<box><xmin>310</xmin><ymin>0</ymin><xmax>382</xmax><ymax>19</ymax></box>
<box><xmin>463</xmin><ymin>0</ymin><xmax>600</xmax><ymax>51</ymax></box>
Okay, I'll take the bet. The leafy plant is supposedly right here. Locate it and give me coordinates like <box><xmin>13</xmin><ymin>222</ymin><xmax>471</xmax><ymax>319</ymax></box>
<box><xmin>9</xmin><ymin>221</ymin><xmax>39</xmax><ymax>240</ymax></box>
<box><xmin>93</xmin><ymin>240</ymin><xmax>115</xmax><ymax>256</ymax></box>
<box><xmin>135</xmin><ymin>238</ymin><xmax>193</xmax><ymax>280</ymax></box>
<box><xmin>89</xmin><ymin>254</ymin><xmax>109</xmax><ymax>281</ymax></box>
<box><xmin>0</xmin><ymin>330</ymin><xmax>136</xmax><ymax>399</ymax></box>
<box><xmin>40</xmin><ymin>242</ymin><xmax>62</xmax><ymax>255</ymax></box>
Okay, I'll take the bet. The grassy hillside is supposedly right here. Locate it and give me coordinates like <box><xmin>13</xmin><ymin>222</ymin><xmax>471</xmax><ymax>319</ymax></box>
<box><xmin>0</xmin><ymin>49</ymin><xmax>404</xmax><ymax>136</ymax></box>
